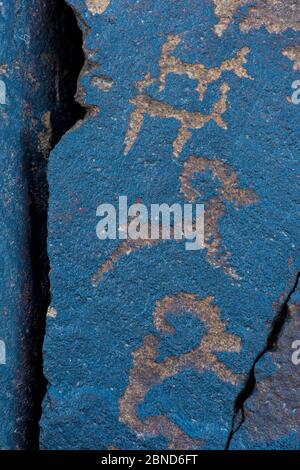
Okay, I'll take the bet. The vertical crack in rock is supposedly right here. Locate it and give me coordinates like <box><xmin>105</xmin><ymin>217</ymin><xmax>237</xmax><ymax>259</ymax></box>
<box><xmin>23</xmin><ymin>1</ymin><xmax>86</xmax><ymax>450</ymax></box>
<box><xmin>225</xmin><ymin>271</ymin><xmax>300</xmax><ymax>450</ymax></box>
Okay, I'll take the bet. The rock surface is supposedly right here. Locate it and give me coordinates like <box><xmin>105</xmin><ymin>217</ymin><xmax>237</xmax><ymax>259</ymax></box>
<box><xmin>41</xmin><ymin>0</ymin><xmax>300</xmax><ymax>450</ymax></box>
<box><xmin>231</xmin><ymin>284</ymin><xmax>300</xmax><ymax>449</ymax></box>
<box><xmin>0</xmin><ymin>0</ymin><xmax>84</xmax><ymax>449</ymax></box>
<box><xmin>2</xmin><ymin>0</ymin><xmax>298</xmax><ymax>450</ymax></box>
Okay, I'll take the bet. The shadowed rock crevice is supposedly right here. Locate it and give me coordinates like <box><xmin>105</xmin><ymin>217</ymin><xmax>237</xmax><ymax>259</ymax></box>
<box><xmin>21</xmin><ymin>0</ymin><xmax>86</xmax><ymax>450</ymax></box>
<box><xmin>225</xmin><ymin>271</ymin><xmax>300</xmax><ymax>450</ymax></box>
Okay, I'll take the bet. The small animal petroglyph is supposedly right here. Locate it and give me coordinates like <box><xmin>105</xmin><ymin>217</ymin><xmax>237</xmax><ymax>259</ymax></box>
<box><xmin>124</xmin><ymin>34</ymin><xmax>252</xmax><ymax>157</ymax></box>
<box><xmin>92</xmin><ymin>156</ymin><xmax>258</xmax><ymax>285</ymax></box>
<box><xmin>125</xmin><ymin>84</ymin><xmax>229</xmax><ymax>158</ymax></box>
<box><xmin>119</xmin><ymin>293</ymin><xmax>242</xmax><ymax>449</ymax></box>
<box><xmin>158</xmin><ymin>35</ymin><xmax>252</xmax><ymax>100</ymax></box>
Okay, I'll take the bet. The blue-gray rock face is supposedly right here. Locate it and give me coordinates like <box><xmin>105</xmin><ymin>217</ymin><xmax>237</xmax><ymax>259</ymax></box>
<box><xmin>0</xmin><ymin>0</ymin><xmax>42</xmax><ymax>449</ymax></box>
<box><xmin>0</xmin><ymin>0</ymin><xmax>84</xmax><ymax>449</ymax></box>
<box><xmin>40</xmin><ymin>0</ymin><xmax>300</xmax><ymax>450</ymax></box>
<box><xmin>1</xmin><ymin>0</ymin><xmax>300</xmax><ymax>451</ymax></box>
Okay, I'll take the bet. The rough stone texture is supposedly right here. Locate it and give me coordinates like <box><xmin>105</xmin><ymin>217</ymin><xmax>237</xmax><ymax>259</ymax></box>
<box><xmin>38</xmin><ymin>0</ymin><xmax>300</xmax><ymax>450</ymax></box>
<box><xmin>213</xmin><ymin>0</ymin><xmax>300</xmax><ymax>37</ymax></box>
<box><xmin>231</xmin><ymin>286</ymin><xmax>300</xmax><ymax>449</ymax></box>
<box><xmin>0</xmin><ymin>0</ymin><xmax>83</xmax><ymax>449</ymax></box>
<box><xmin>0</xmin><ymin>0</ymin><xmax>48</xmax><ymax>449</ymax></box>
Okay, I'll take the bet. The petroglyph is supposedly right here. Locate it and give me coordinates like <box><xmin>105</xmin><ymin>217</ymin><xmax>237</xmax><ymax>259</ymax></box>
<box><xmin>213</xmin><ymin>0</ymin><xmax>249</xmax><ymax>36</ymax></box>
<box><xmin>180</xmin><ymin>156</ymin><xmax>257</xmax><ymax>204</ymax></box>
<box><xmin>213</xmin><ymin>0</ymin><xmax>300</xmax><ymax>36</ymax></box>
<box><xmin>92</xmin><ymin>229</ymin><xmax>159</xmax><ymax>286</ymax></box>
<box><xmin>93</xmin><ymin>219</ymin><xmax>197</xmax><ymax>286</ymax></box>
<box><xmin>86</xmin><ymin>0</ymin><xmax>111</xmax><ymax>15</ymax></box>
<box><xmin>125</xmin><ymin>83</ymin><xmax>229</xmax><ymax>158</ymax></box>
<box><xmin>92</xmin><ymin>156</ymin><xmax>258</xmax><ymax>285</ymax></box>
<box><xmin>282</xmin><ymin>46</ymin><xmax>300</xmax><ymax>70</ymax></box>
<box><xmin>119</xmin><ymin>293</ymin><xmax>242</xmax><ymax>449</ymax></box>
<box><xmin>159</xmin><ymin>35</ymin><xmax>252</xmax><ymax>100</ymax></box>
<box><xmin>180</xmin><ymin>156</ymin><xmax>259</xmax><ymax>277</ymax></box>
<box><xmin>125</xmin><ymin>34</ymin><xmax>252</xmax><ymax>157</ymax></box>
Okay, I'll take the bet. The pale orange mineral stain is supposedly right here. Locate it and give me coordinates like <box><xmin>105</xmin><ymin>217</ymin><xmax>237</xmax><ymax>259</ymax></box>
<box><xmin>86</xmin><ymin>0</ymin><xmax>111</xmax><ymax>15</ymax></box>
<box><xmin>213</xmin><ymin>0</ymin><xmax>249</xmax><ymax>36</ymax></box>
<box><xmin>47</xmin><ymin>306</ymin><xmax>58</xmax><ymax>319</ymax></box>
<box><xmin>92</xmin><ymin>75</ymin><xmax>114</xmax><ymax>91</ymax></box>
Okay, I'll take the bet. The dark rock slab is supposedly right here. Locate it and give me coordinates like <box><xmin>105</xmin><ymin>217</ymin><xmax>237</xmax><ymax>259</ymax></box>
<box><xmin>231</xmin><ymin>284</ymin><xmax>300</xmax><ymax>449</ymax></box>
<box><xmin>40</xmin><ymin>0</ymin><xmax>300</xmax><ymax>450</ymax></box>
<box><xmin>0</xmin><ymin>0</ymin><xmax>83</xmax><ymax>449</ymax></box>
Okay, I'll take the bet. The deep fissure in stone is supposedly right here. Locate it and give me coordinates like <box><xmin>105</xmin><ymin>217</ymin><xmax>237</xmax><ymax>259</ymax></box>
<box><xmin>20</xmin><ymin>0</ymin><xmax>86</xmax><ymax>449</ymax></box>
<box><xmin>225</xmin><ymin>272</ymin><xmax>300</xmax><ymax>450</ymax></box>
